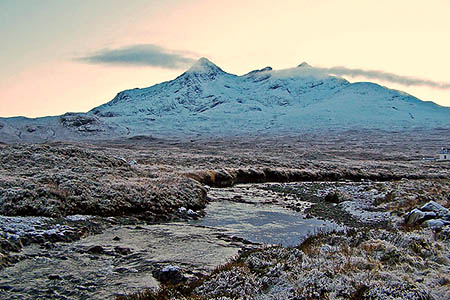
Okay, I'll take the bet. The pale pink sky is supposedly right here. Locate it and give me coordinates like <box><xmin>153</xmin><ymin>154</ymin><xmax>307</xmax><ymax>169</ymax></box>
<box><xmin>1</xmin><ymin>0</ymin><xmax>450</xmax><ymax>117</ymax></box>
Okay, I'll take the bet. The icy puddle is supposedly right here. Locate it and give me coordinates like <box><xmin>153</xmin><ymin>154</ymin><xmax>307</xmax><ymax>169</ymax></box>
<box><xmin>193</xmin><ymin>201</ymin><xmax>341</xmax><ymax>247</ymax></box>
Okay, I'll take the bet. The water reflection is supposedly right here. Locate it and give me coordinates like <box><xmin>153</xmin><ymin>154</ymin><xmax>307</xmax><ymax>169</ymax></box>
<box><xmin>192</xmin><ymin>201</ymin><xmax>342</xmax><ymax>247</ymax></box>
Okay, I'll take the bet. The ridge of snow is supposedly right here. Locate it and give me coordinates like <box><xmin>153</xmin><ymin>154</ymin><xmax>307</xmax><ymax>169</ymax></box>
<box><xmin>243</xmin><ymin>66</ymin><xmax>273</xmax><ymax>77</ymax></box>
<box><xmin>186</xmin><ymin>57</ymin><xmax>226</xmax><ymax>75</ymax></box>
<box><xmin>0</xmin><ymin>59</ymin><xmax>449</xmax><ymax>142</ymax></box>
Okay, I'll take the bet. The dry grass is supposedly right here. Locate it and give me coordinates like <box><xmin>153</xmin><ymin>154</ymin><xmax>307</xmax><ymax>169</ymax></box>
<box><xmin>0</xmin><ymin>143</ymin><xmax>207</xmax><ymax>218</ymax></box>
<box><xmin>2</xmin><ymin>132</ymin><xmax>449</xmax><ymax>299</ymax></box>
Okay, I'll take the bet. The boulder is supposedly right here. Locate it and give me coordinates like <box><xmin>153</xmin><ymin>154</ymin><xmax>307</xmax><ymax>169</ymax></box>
<box><xmin>152</xmin><ymin>265</ymin><xmax>186</xmax><ymax>285</ymax></box>
<box><xmin>324</xmin><ymin>191</ymin><xmax>349</xmax><ymax>204</ymax></box>
<box><xmin>86</xmin><ymin>245</ymin><xmax>104</xmax><ymax>255</ymax></box>
<box><xmin>422</xmin><ymin>219</ymin><xmax>449</xmax><ymax>229</ymax></box>
<box><xmin>420</xmin><ymin>201</ymin><xmax>449</xmax><ymax>218</ymax></box>
<box><xmin>405</xmin><ymin>209</ymin><xmax>436</xmax><ymax>225</ymax></box>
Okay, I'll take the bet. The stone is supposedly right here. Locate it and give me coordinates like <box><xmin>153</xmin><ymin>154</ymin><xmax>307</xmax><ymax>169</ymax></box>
<box><xmin>405</xmin><ymin>209</ymin><xmax>436</xmax><ymax>225</ymax></box>
<box><xmin>213</xmin><ymin>170</ymin><xmax>235</xmax><ymax>187</ymax></box>
<box><xmin>420</xmin><ymin>201</ymin><xmax>449</xmax><ymax>218</ymax></box>
<box><xmin>86</xmin><ymin>245</ymin><xmax>104</xmax><ymax>255</ymax></box>
<box><xmin>114</xmin><ymin>246</ymin><xmax>132</xmax><ymax>256</ymax></box>
<box><xmin>152</xmin><ymin>265</ymin><xmax>186</xmax><ymax>285</ymax></box>
<box><xmin>41</xmin><ymin>242</ymin><xmax>55</xmax><ymax>250</ymax></box>
<box><xmin>423</xmin><ymin>219</ymin><xmax>449</xmax><ymax>229</ymax></box>
<box><xmin>324</xmin><ymin>191</ymin><xmax>349</xmax><ymax>204</ymax></box>
<box><xmin>113</xmin><ymin>267</ymin><xmax>129</xmax><ymax>274</ymax></box>
<box><xmin>187</xmin><ymin>209</ymin><xmax>197</xmax><ymax>217</ymax></box>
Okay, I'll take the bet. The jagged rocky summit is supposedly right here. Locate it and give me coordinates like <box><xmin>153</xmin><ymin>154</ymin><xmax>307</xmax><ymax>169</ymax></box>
<box><xmin>1</xmin><ymin>58</ymin><xmax>449</xmax><ymax>142</ymax></box>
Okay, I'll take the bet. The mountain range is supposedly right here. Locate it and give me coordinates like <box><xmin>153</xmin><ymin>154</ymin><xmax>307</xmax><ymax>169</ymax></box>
<box><xmin>1</xmin><ymin>58</ymin><xmax>449</xmax><ymax>143</ymax></box>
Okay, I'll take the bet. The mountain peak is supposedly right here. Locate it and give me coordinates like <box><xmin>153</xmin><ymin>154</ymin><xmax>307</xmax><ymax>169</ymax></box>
<box><xmin>298</xmin><ymin>62</ymin><xmax>312</xmax><ymax>68</ymax></box>
<box><xmin>243</xmin><ymin>66</ymin><xmax>273</xmax><ymax>77</ymax></box>
<box><xmin>187</xmin><ymin>57</ymin><xmax>224</xmax><ymax>74</ymax></box>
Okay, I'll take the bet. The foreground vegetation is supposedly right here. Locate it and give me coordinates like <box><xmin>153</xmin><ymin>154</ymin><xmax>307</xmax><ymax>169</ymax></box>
<box><xmin>0</xmin><ymin>131</ymin><xmax>449</xmax><ymax>299</ymax></box>
<box><xmin>118</xmin><ymin>224</ymin><xmax>449</xmax><ymax>300</ymax></box>
<box><xmin>117</xmin><ymin>178</ymin><xmax>449</xmax><ymax>300</ymax></box>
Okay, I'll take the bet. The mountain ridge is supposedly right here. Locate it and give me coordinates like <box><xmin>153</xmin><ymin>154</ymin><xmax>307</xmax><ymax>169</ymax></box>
<box><xmin>0</xmin><ymin>58</ymin><xmax>449</xmax><ymax>143</ymax></box>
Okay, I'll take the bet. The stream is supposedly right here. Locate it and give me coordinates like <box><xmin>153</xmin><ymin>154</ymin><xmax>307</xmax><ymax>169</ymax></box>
<box><xmin>193</xmin><ymin>200</ymin><xmax>338</xmax><ymax>247</ymax></box>
<box><xmin>0</xmin><ymin>184</ymin><xmax>342</xmax><ymax>300</ymax></box>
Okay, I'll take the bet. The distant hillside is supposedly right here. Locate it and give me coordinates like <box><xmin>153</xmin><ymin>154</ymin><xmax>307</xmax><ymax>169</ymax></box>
<box><xmin>0</xmin><ymin>58</ymin><xmax>449</xmax><ymax>143</ymax></box>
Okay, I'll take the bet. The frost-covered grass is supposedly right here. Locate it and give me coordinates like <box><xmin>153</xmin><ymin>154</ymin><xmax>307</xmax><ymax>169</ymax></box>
<box><xmin>0</xmin><ymin>143</ymin><xmax>207</xmax><ymax>218</ymax></box>
<box><xmin>1</xmin><ymin>134</ymin><xmax>449</xmax><ymax>299</ymax></box>
<box><xmin>2</xmin><ymin>132</ymin><xmax>447</xmax><ymax>219</ymax></box>
<box><xmin>109</xmin><ymin>133</ymin><xmax>449</xmax><ymax>300</ymax></box>
<box><xmin>120</xmin><ymin>225</ymin><xmax>449</xmax><ymax>300</ymax></box>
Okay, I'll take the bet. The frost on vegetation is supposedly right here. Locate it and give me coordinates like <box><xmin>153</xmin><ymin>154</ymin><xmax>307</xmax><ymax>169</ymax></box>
<box><xmin>185</xmin><ymin>224</ymin><xmax>450</xmax><ymax>300</ymax></box>
<box><xmin>196</xmin><ymin>265</ymin><xmax>262</xmax><ymax>298</ymax></box>
<box><xmin>0</xmin><ymin>144</ymin><xmax>207</xmax><ymax>218</ymax></box>
<box><xmin>65</xmin><ymin>214</ymin><xmax>93</xmax><ymax>222</ymax></box>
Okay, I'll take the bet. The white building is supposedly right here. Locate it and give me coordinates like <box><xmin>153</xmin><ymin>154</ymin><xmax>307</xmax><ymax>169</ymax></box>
<box><xmin>439</xmin><ymin>148</ymin><xmax>450</xmax><ymax>161</ymax></box>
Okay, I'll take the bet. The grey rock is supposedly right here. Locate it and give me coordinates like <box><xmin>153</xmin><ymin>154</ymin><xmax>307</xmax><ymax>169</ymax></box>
<box><xmin>423</xmin><ymin>219</ymin><xmax>450</xmax><ymax>229</ymax></box>
<box><xmin>420</xmin><ymin>201</ymin><xmax>449</xmax><ymax>218</ymax></box>
<box><xmin>405</xmin><ymin>209</ymin><xmax>436</xmax><ymax>225</ymax></box>
<box><xmin>86</xmin><ymin>245</ymin><xmax>104</xmax><ymax>255</ymax></box>
<box><xmin>152</xmin><ymin>265</ymin><xmax>186</xmax><ymax>285</ymax></box>
<box><xmin>324</xmin><ymin>191</ymin><xmax>349</xmax><ymax>204</ymax></box>
<box><xmin>60</xmin><ymin>113</ymin><xmax>104</xmax><ymax>133</ymax></box>
<box><xmin>114</xmin><ymin>246</ymin><xmax>132</xmax><ymax>256</ymax></box>
<box><xmin>113</xmin><ymin>267</ymin><xmax>129</xmax><ymax>274</ymax></box>
<box><xmin>187</xmin><ymin>209</ymin><xmax>197</xmax><ymax>217</ymax></box>
<box><xmin>162</xmin><ymin>265</ymin><xmax>180</xmax><ymax>273</ymax></box>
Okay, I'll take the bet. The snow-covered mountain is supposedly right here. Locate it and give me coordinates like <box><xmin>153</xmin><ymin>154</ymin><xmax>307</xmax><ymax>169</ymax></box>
<box><xmin>1</xmin><ymin>58</ymin><xmax>449</xmax><ymax>142</ymax></box>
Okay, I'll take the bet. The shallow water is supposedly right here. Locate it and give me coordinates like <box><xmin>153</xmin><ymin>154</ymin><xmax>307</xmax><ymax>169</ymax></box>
<box><xmin>0</xmin><ymin>184</ymin><xmax>343</xmax><ymax>299</ymax></box>
<box><xmin>193</xmin><ymin>201</ymin><xmax>341</xmax><ymax>247</ymax></box>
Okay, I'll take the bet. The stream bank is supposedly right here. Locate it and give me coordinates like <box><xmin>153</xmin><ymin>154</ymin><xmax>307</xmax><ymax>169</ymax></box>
<box><xmin>0</xmin><ymin>183</ymin><xmax>340</xmax><ymax>300</ymax></box>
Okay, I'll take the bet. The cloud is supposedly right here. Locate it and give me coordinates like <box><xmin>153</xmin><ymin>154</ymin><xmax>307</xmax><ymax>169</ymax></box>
<box><xmin>79</xmin><ymin>44</ymin><xmax>196</xmax><ymax>69</ymax></box>
<box><xmin>317</xmin><ymin>66</ymin><xmax>450</xmax><ymax>90</ymax></box>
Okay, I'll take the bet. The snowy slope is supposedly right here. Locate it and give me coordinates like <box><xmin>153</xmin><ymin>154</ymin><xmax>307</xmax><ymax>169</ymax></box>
<box><xmin>0</xmin><ymin>58</ymin><xmax>449</xmax><ymax>142</ymax></box>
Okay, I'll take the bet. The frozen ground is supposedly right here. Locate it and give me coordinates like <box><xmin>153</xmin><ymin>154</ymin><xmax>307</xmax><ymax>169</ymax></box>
<box><xmin>0</xmin><ymin>132</ymin><xmax>449</xmax><ymax>299</ymax></box>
